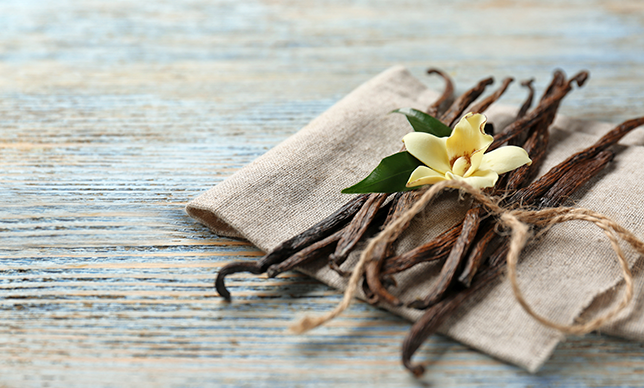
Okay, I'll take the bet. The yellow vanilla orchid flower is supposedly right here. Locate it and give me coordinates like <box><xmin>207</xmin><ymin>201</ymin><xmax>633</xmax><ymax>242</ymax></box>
<box><xmin>403</xmin><ymin>113</ymin><xmax>532</xmax><ymax>190</ymax></box>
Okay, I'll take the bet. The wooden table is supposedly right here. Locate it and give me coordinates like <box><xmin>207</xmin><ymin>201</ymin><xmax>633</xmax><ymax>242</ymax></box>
<box><xmin>3</xmin><ymin>1</ymin><xmax>644</xmax><ymax>386</ymax></box>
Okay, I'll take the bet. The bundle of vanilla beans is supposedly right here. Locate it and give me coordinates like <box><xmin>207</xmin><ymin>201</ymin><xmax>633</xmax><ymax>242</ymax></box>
<box><xmin>215</xmin><ymin>69</ymin><xmax>644</xmax><ymax>376</ymax></box>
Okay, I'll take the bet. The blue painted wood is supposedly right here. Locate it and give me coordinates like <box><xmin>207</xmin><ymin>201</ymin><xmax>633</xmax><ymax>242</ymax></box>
<box><xmin>2</xmin><ymin>0</ymin><xmax>644</xmax><ymax>386</ymax></box>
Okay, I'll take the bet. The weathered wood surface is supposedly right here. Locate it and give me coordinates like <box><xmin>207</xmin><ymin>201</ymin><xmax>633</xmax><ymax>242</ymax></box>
<box><xmin>2</xmin><ymin>0</ymin><xmax>644</xmax><ymax>386</ymax></box>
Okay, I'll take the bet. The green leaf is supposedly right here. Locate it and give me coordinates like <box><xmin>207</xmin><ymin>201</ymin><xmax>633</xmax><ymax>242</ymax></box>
<box><xmin>391</xmin><ymin>108</ymin><xmax>452</xmax><ymax>137</ymax></box>
<box><xmin>341</xmin><ymin>151</ymin><xmax>424</xmax><ymax>194</ymax></box>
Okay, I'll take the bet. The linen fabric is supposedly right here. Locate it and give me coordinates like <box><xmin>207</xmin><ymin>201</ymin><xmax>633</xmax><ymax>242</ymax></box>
<box><xmin>186</xmin><ymin>66</ymin><xmax>644</xmax><ymax>372</ymax></box>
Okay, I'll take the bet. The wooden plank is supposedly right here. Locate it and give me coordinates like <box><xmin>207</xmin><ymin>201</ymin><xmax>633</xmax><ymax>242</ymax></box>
<box><xmin>2</xmin><ymin>0</ymin><xmax>644</xmax><ymax>386</ymax></box>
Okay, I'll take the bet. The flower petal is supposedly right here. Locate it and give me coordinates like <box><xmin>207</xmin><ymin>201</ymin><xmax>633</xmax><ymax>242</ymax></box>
<box><xmin>445</xmin><ymin>113</ymin><xmax>494</xmax><ymax>164</ymax></box>
<box><xmin>406</xmin><ymin>166</ymin><xmax>447</xmax><ymax>187</ymax></box>
<box><xmin>479</xmin><ymin>146</ymin><xmax>532</xmax><ymax>175</ymax></box>
<box><xmin>402</xmin><ymin>132</ymin><xmax>451</xmax><ymax>174</ymax></box>
<box><xmin>446</xmin><ymin>169</ymin><xmax>499</xmax><ymax>189</ymax></box>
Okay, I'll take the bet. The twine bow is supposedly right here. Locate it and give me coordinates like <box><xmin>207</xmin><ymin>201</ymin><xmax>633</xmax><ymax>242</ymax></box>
<box><xmin>291</xmin><ymin>180</ymin><xmax>644</xmax><ymax>336</ymax></box>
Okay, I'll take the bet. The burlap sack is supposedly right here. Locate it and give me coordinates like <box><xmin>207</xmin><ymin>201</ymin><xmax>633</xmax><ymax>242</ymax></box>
<box><xmin>186</xmin><ymin>66</ymin><xmax>644</xmax><ymax>372</ymax></box>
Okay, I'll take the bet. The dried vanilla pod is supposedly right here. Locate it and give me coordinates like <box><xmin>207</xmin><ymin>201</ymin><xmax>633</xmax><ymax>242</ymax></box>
<box><xmin>425</xmin><ymin>69</ymin><xmax>455</xmax><ymax>117</ymax></box>
<box><xmin>329</xmin><ymin>192</ymin><xmax>389</xmax><ymax>274</ymax></box>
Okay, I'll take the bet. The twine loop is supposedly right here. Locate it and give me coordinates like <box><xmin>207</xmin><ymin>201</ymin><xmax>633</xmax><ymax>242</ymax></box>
<box><xmin>290</xmin><ymin>180</ymin><xmax>643</xmax><ymax>335</ymax></box>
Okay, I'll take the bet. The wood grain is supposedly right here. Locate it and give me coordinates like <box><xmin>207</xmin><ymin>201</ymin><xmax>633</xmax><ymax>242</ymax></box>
<box><xmin>2</xmin><ymin>0</ymin><xmax>644</xmax><ymax>386</ymax></box>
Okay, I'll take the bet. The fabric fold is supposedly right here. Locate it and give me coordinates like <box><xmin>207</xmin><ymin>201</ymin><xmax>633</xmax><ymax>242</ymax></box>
<box><xmin>186</xmin><ymin>66</ymin><xmax>644</xmax><ymax>372</ymax></box>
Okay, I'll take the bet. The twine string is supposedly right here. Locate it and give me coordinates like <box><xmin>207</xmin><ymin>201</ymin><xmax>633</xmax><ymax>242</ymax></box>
<box><xmin>290</xmin><ymin>180</ymin><xmax>642</xmax><ymax>336</ymax></box>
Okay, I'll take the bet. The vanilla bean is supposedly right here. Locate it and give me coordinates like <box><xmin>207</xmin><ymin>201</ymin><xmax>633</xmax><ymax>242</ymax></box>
<box><xmin>381</xmin><ymin>224</ymin><xmax>461</xmax><ymax>275</ymax></box>
<box><xmin>381</xmin><ymin>190</ymin><xmax>423</xmax><ymax>239</ymax></box>
<box><xmin>425</xmin><ymin>69</ymin><xmax>455</xmax><ymax>117</ymax></box>
<box><xmin>504</xmin><ymin>112</ymin><xmax>551</xmax><ymax>192</ymax></box>
<box><xmin>508</xmin><ymin>78</ymin><xmax>540</xmax><ymax>146</ymax></box>
<box><xmin>505</xmin><ymin>71</ymin><xmax>561</xmax><ymax>145</ymax></box>
<box><xmin>330</xmin><ymin>193</ymin><xmax>389</xmax><ymax>274</ymax></box>
<box><xmin>407</xmin><ymin>207</ymin><xmax>482</xmax><ymax>309</ymax></box>
<box><xmin>382</xmin><ymin>192</ymin><xmax>405</xmax><ymax>227</ymax></box>
<box><xmin>266</xmin><ymin>228</ymin><xmax>344</xmax><ymax>278</ymax></box>
<box><xmin>359</xmin><ymin>191</ymin><xmax>405</xmax><ymax>299</ymax></box>
<box><xmin>541</xmin><ymin>69</ymin><xmax>566</xmax><ymax>102</ymax></box>
<box><xmin>361</xmin><ymin>271</ymin><xmax>381</xmax><ymax>305</ymax></box>
<box><xmin>440</xmin><ymin>77</ymin><xmax>494</xmax><ymax>127</ymax></box>
<box><xmin>538</xmin><ymin>150</ymin><xmax>614</xmax><ymax>209</ymax></box>
<box><xmin>402</xmin><ymin>253</ymin><xmax>504</xmax><ymax>378</ymax></box>
<box><xmin>458</xmin><ymin>222</ymin><xmax>498</xmax><ymax>287</ymax></box>
<box><xmin>502</xmin><ymin>73</ymin><xmax>566</xmax><ymax>192</ymax></box>
<box><xmin>469</xmin><ymin>77</ymin><xmax>514</xmax><ymax>114</ymax></box>
<box><xmin>365</xmin><ymin>259</ymin><xmax>402</xmax><ymax>306</ymax></box>
<box><xmin>497</xmin><ymin>72</ymin><xmax>565</xmax><ymax>185</ymax></box>
<box><xmin>215</xmin><ymin>194</ymin><xmax>369</xmax><ymax>300</ymax></box>
<box><xmin>215</xmin><ymin>262</ymin><xmax>265</xmax><ymax>300</ymax></box>
<box><xmin>515</xmin><ymin>79</ymin><xmax>535</xmax><ymax>119</ymax></box>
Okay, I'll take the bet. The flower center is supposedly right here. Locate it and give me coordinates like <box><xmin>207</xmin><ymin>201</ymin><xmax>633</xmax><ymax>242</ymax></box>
<box><xmin>451</xmin><ymin>154</ymin><xmax>472</xmax><ymax>177</ymax></box>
